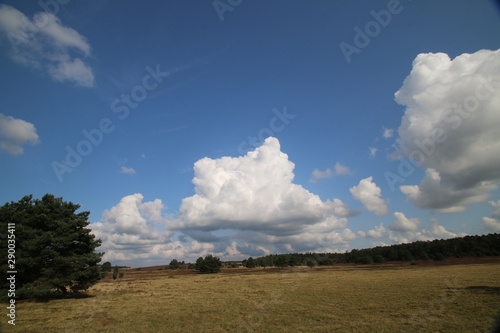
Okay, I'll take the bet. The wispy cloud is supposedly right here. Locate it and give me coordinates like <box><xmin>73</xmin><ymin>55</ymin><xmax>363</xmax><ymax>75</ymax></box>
<box><xmin>119</xmin><ymin>166</ymin><xmax>136</xmax><ymax>174</ymax></box>
<box><xmin>382</xmin><ymin>127</ymin><xmax>394</xmax><ymax>139</ymax></box>
<box><xmin>310</xmin><ymin>162</ymin><xmax>352</xmax><ymax>182</ymax></box>
<box><xmin>0</xmin><ymin>5</ymin><xmax>94</xmax><ymax>87</ymax></box>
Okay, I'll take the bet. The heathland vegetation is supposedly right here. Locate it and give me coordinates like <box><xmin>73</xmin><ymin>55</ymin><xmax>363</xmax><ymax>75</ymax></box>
<box><xmin>3</xmin><ymin>261</ymin><xmax>500</xmax><ymax>332</ymax></box>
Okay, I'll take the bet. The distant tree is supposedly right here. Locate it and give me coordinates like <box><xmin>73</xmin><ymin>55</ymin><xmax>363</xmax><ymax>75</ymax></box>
<box><xmin>195</xmin><ymin>257</ymin><xmax>204</xmax><ymax>271</ymax></box>
<box><xmin>275</xmin><ymin>255</ymin><xmax>289</xmax><ymax>268</ymax></box>
<box><xmin>112</xmin><ymin>266</ymin><xmax>119</xmax><ymax>280</ymax></box>
<box><xmin>356</xmin><ymin>256</ymin><xmax>373</xmax><ymax>265</ymax></box>
<box><xmin>169</xmin><ymin>259</ymin><xmax>181</xmax><ymax>270</ymax></box>
<box><xmin>0</xmin><ymin>194</ymin><xmax>103</xmax><ymax>300</ymax></box>
<box><xmin>195</xmin><ymin>255</ymin><xmax>222</xmax><ymax>274</ymax></box>
<box><xmin>101</xmin><ymin>262</ymin><xmax>112</xmax><ymax>272</ymax></box>
<box><xmin>433</xmin><ymin>253</ymin><xmax>446</xmax><ymax>261</ymax></box>
<box><xmin>304</xmin><ymin>257</ymin><xmax>317</xmax><ymax>268</ymax></box>
<box><xmin>288</xmin><ymin>254</ymin><xmax>301</xmax><ymax>267</ymax></box>
<box><xmin>245</xmin><ymin>257</ymin><xmax>256</xmax><ymax>268</ymax></box>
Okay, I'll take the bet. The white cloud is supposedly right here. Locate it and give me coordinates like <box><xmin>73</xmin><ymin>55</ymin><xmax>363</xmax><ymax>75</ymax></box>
<box><xmin>173</xmin><ymin>137</ymin><xmax>356</xmax><ymax>252</ymax></box>
<box><xmin>0</xmin><ymin>113</ymin><xmax>39</xmax><ymax>155</ymax></box>
<box><xmin>395</xmin><ymin>49</ymin><xmax>500</xmax><ymax>212</ymax></box>
<box><xmin>359</xmin><ymin>219</ymin><xmax>466</xmax><ymax>245</ymax></box>
<box><xmin>92</xmin><ymin>139</ymin><xmax>359</xmax><ymax>265</ymax></box>
<box><xmin>310</xmin><ymin>162</ymin><xmax>352</xmax><ymax>182</ymax></box>
<box><xmin>90</xmin><ymin>194</ymin><xmax>198</xmax><ymax>264</ymax></box>
<box><xmin>369</xmin><ymin>147</ymin><xmax>377</xmax><ymax>157</ymax></box>
<box><xmin>119</xmin><ymin>166</ymin><xmax>136</xmax><ymax>174</ymax></box>
<box><xmin>382</xmin><ymin>127</ymin><xmax>394</xmax><ymax>139</ymax></box>
<box><xmin>0</xmin><ymin>5</ymin><xmax>94</xmax><ymax>87</ymax></box>
<box><xmin>482</xmin><ymin>200</ymin><xmax>500</xmax><ymax>232</ymax></box>
<box><xmin>350</xmin><ymin>176</ymin><xmax>389</xmax><ymax>216</ymax></box>
<box><xmin>48</xmin><ymin>57</ymin><xmax>94</xmax><ymax>87</ymax></box>
<box><xmin>389</xmin><ymin>212</ymin><xmax>420</xmax><ymax>232</ymax></box>
<box><xmin>358</xmin><ymin>223</ymin><xmax>387</xmax><ymax>238</ymax></box>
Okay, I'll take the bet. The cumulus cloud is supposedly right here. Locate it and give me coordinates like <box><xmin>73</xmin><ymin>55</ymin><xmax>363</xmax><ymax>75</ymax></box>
<box><xmin>0</xmin><ymin>5</ymin><xmax>94</xmax><ymax>87</ymax></box>
<box><xmin>91</xmin><ymin>194</ymin><xmax>223</xmax><ymax>266</ymax></box>
<box><xmin>482</xmin><ymin>200</ymin><xmax>500</xmax><ymax>232</ymax></box>
<box><xmin>91</xmin><ymin>140</ymin><xmax>360</xmax><ymax>264</ymax></box>
<box><xmin>395</xmin><ymin>49</ymin><xmax>500</xmax><ymax>212</ymax></box>
<box><xmin>173</xmin><ymin>137</ymin><xmax>356</xmax><ymax>252</ymax></box>
<box><xmin>389</xmin><ymin>212</ymin><xmax>420</xmax><ymax>231</ymax></box>
<box><xmin>310</xmin><ymin>162</ymin><xmax>352</xmax><ymax>182</ymax></box>
<box><xmin>119</xmin><ymin>166</ymin><xmax>136</xmax><ymax>174</ymax></box>
<box><xmin>358</xmin><ymin>223</ymin><xmax>387</xmax><ymax>239</ymax></box>
<box><xmin>369</xmin><ymin>147</ymin><xmax>377</xmax><ymax>157</ymax></box>
<box><xmin>0</xmin><ymin>113</ymin><xmax>39</xmax><ymax>155</ymax></box>
<box><xmin>90</xmin><ymin>194</ymin><xmax>173</xmax><ymax>263</ymax></box>
<box><xmin>350</xmin><ymin>177</ymin><xmax>389</xmax><ymax>216</ymax></box>
<box><xmin>359</xmin><ymin>219</ymin><xmax>465</xmax><ymax>245</ymax></box>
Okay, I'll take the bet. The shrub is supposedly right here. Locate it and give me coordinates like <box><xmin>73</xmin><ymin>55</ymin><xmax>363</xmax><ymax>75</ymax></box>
<box><xmin>356</xmin><ymin>256</ymin><xmax>373</xmax><ymax>265</ymax></box>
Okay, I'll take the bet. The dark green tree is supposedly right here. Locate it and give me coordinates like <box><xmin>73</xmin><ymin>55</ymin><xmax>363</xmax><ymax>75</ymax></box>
<box><xmin>101</xmin><ymin>261</ymin><xmax>112</xmax><ymax>272</ymax></box>
<box><xmin>275</xmin><ymin>255</ymin><xmax>289</xmax><ymax>268</ymax></box>
<box><xmin>304</xmin><ymin>257</ymin><xmax>317</xmax><ymax>268</ymax></box>
<box><xmin>194</xmin><ymin>254</ymin><xmax>222</xmax><ymax>273</ymax></box>
<box><xmin>245</xmin><ymin>257</ymin><xmax>256</xmax><ymax>268</ymax></box>
<box><xmin>112</xmin><ymin>266</ymin><xmax>119</xmax><ymax>280</ymax></box>
<box><xmin>169</xmin><ymin>259</ymin><xmax>181</xmax><ymax>270</ymax></box>
<box><xmin>0</xmin><ymin>194</ymin><xmax>103</xmax><ymax>299</ymax></box>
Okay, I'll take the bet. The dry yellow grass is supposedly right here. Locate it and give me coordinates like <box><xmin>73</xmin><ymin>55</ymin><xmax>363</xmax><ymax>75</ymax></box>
<box><xmin>2</xmin><ymin>263</ymin><xmax>500</xmax><ymax>332</ymax></box>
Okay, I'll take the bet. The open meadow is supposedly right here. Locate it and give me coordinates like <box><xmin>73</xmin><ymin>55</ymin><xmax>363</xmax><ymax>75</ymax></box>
<box><xmin>3</xmin><ymin>260</ymin><xmax>500</xmax><ymax>332</ymax></box>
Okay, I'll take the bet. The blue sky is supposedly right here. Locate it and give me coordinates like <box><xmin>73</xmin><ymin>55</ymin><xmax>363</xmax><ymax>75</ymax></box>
<box><xmin>1</xmin><ymin>0</ymin><xmax>499</xmax><ymax>266</ymax></box>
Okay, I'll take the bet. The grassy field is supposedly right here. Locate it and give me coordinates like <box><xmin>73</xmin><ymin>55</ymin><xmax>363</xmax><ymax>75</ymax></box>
<box><xmin>2</xmin><ymin>261</ymin><xmax>500</xmax><ymax>332</ymax></box>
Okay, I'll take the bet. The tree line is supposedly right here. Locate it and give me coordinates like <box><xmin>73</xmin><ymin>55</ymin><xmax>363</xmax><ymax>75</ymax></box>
<box><xmin>242</xmin><ymin>233</ymin><xmax>500</xmax><ymax>268</ymax></box>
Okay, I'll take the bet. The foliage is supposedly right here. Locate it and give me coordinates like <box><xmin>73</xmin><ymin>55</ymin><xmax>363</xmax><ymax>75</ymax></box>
<box><xmin>244</xmin><ymin>233</ymin><xmax>500</xmax><ymax>268</ymax></box>
<box><xmin>113</xmin><ymin>266</ymin><xmax>119</xmax><ymax>280</ymax></box>
<box><xmin>169</xmin><ymin>259</ymin><xmax>181</xmax><ymax>270</ymax></box>
<box><xmin>245</xmin><ymin>257</ymin><xmax>256</xmax><ymax>268</ymax></box>
<box><xmin>304</xmin><ymin>257</ymin><xmax>317</xmax><ymax>268</ymax></box>
<box><xmin>101</xmin><ymin>261</ymin><xmax>112</xmax><ymax>272</ymax></box>
<box><xmin>0</xmin><ymin>194</ymin><xmax>103</xmax><ymax>300</ymax></box>
<box><xmin>275</xmin><ymin>255</ymin><xmax>289</xmax><ymax>268</ymax></box>
<box><xmin>194</xmin><ymin>254</ymin><xmax>222</xmax><ymax>274</ymax></box>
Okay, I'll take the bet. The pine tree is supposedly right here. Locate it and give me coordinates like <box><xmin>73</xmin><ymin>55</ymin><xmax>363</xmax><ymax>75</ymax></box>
<box><xmin>0</xmin><ymin>194</ymin><xmax>103</xmax><ymax>299</ymax></box>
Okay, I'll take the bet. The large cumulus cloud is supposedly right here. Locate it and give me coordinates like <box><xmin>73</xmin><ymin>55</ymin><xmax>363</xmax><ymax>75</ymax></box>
<box><xmin>173</xmin><ymin>137</ymin><xmax>356</xmax><ymax>252</ymax></box>
<box><xmin>395</xmin><ymin>49</ymin><xmax>500</xmax><ymax>212</ymax></box>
